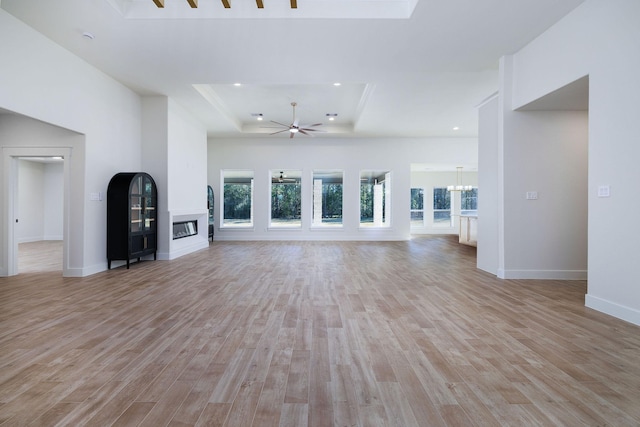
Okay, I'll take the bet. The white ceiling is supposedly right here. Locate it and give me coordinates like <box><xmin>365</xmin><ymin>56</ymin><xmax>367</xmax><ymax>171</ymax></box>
<box><xmin>1</xmin><ymin>0</ymin><xmax>586</xmax><ymax>139</ymax></box>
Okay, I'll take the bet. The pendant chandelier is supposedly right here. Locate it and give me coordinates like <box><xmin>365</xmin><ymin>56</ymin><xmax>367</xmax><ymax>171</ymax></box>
<box><xmin>447</xmin><ymin>166</ymin><xmax>473</xmax><ymax>192</ymax></box>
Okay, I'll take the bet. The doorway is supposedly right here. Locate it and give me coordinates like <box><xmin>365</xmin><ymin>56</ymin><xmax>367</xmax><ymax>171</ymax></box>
<box><xmin>16</xmin><ymin>156</ymin><xmax>64</xmax><ymax>273</ymax></box>
<box><xmin>2</xmin><ymin>148</ymin><xmax>71</xmax><ymax>276</ymax></box>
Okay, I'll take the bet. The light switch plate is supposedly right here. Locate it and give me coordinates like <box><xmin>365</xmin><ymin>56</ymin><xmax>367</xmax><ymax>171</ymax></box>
<box><xmin>526</xmin><ymin>191</ymin><xmax>538</xmax><ymax>200</ymax></box>
<box><xmin>598</xmin><ymin>185</ymin><xmax>610</xmax><ymax>198</ymax></box>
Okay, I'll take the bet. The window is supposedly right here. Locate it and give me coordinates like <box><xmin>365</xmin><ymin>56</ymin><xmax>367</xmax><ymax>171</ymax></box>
<box><xmin>270</xmin><ymin>170</ymin><xmax>301</xmax><ymax>228</ymax></box>
<box><xmin>410</xmin><ymin>188</ymin><xmax>424</xmax><ymax>228</ymax></box>
<box><xmin>433</xmin><ymin>187</ymin><xmax>451</xmax><ymax>226</ymax></box>
<box><xmin>313</xmin><ymin>170</ymin><xmax>343</xmax><ymax>226</ymax></box>
<box><xmin>461</xmin><ymin>188</ymin><xmax>478</xmax><ymax>216</ymax></box>
<box><xmin>360</xmin><ymin>171</ymin><xmax>391</xmax><ymax>227</ymax></box>
<box><xmin>222</xmin><ymin>170</ymin><xmax>253</xmax><ymax>227</ymax></box>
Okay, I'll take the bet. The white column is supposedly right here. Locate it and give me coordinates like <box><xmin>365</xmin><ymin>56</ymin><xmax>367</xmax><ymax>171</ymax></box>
<box><xmin>313</xmin><ymin>179</ymin><xmax>323</xmax><ymax>225</ymax></box>
<box><xmin>373</xmin><ymin>183</ymin><xmax>383</xmax><ymax>226</ymax></box>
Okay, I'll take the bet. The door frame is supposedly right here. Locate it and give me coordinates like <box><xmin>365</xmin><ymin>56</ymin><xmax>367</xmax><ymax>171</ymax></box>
<box><xmin>2</xmin><ymin>146</ymin><xmax>72</xmax><ymax>276</ymax></box>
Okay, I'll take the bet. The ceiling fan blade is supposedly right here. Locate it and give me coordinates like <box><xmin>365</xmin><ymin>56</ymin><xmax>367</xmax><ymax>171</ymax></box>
<box><xmin>291</xmin><ymin>0</ymin><xmax>297</xmax><ymax>8</ymax></box>
<box><xmin>300</xmin><ymin>128</ymin><xmax>325</xmax><ymax>132</ymax></box>
<box><xmin>305</xmin><ymin>123</ymin><xmax>323</xmax><ymax>127</ymax></box>
<box><xmin>221</xmin><ymin>0</ymin><xmax>230</xmax><ymax>7</ymax></box>
<box><xmin>256</xmin><ymin>0</ymin><xmax>264</xmax><ymax>7</ymax></box>
<box><xmin>270</xmin><ymin>129</ymin><xmax>290</xmax><ymax>135</ymax></box>
<box><xmin>270</xmin><ymin>120</ymin><xmax>290</xmax><ymax>127</ymax></box>
<box><xmin>290</xmin><ymin>131</ymin><xmax>295</xmax><ymax>139</ymax></box>
<box><xmin>298</xmin><ymin>129</ymin><xmax>313</xmax><ymax>136</ymax></box>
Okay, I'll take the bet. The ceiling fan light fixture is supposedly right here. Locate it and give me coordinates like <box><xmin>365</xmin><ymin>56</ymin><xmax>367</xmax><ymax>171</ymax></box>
<box><xmin>264</xmin><ymin>101</ymin><xmax>324</xmax><ymax>138</ymax></box>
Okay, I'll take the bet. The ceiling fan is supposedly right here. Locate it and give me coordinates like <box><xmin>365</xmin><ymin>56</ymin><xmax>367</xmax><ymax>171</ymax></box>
<box><xmin>272</xmin><ymin>171</ymin><xmax>298</xmax><ymax>183</ymax></box>
<box><xmin>265</xmin><ymin>102</ymin><xmax>324</xmax><ymax>139</ymax></box>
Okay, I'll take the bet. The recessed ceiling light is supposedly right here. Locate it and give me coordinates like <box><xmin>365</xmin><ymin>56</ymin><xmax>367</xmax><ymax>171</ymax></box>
<box><xmin>333</xmin><ymin>82</ymin><xmax>341</xmax><ymax>86</ymax></box>
<box><xmin>233</xmin><ymin>83</ymin><xmax>242</xmax><ymax>86</ymax></box>
<box><xmin>251</xmin><ymin>113</ymin><xmax>263</xmax><ymax>120</ymax></box>
<box><xmin>453</xmin><ymin>126</ymin><xmax>460</xmax><ymax>130</ymax></box>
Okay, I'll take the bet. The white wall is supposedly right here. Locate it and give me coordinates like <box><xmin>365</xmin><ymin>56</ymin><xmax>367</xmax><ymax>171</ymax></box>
<box><xmin>502</xmin><ymin>0</ymin><xmax>640</xmax><ymax>324</ymax></box>
<box><xmin>16</xmin><ymin>160</ymin><xmax>63</xmax><ymax>243</ymax></box>
<box><xmin>0</xmin><ymin>9</ymin><xmax>141</xmax><ymax>276</ymax></box>
<box><xmin>167</xmin><ymin>99</ymin><xmax>209</xmax><ymax>258</ymax></box>
<box><xmin>493</xmin><ymin>55</ymin><xmax>589</xmax><ymax>280</ymax></box>
<box><xmin>501</xmin><ymin>93</ymin><xmax>589</xmax><ymax>279</ymax></box>
<box><xmin>43</xmin><ymin>162</ymin><xmax>64</xmax><ymax>240</ymax></box>
<box><xmin>142</xmin><ymin>97</ymin><xmax>209</xmax><ymax>261</ymax></box>
<box><xmin>209</xmin><ymin>137</ymin><xmax>477</xmax><ymax>241</ymax></box>
<box><xmin>477</xmin><ymin>95</ymin><xmax>499</xmax><ymax>275</ymax></box>
<box><xmin>17</xmin><ymin>160</ymin><xmax>44</xmax><ymax>243</ymax></box>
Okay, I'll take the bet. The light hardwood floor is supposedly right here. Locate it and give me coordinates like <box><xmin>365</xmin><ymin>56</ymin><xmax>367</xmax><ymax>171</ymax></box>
<box><xmin>1</xmin><ymin>236</ymin><xmax>640</xmax><ymax>426</ymax></box>
<box><xmin>18</xmin><ymin>241</ymin><xmax>63</xmax><ymax>273</ymax></box>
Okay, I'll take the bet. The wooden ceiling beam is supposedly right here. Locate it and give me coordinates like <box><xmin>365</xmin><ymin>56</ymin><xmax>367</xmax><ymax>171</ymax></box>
<box><xmin>150</xmin><ymin>0</ymin><xmax>300</xmax><ymax>9</ymax></box>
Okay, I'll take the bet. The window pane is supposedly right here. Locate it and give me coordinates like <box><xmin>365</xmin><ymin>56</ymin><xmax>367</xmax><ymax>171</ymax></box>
<box><xmin>411</xmin><ymin>188</ymin><xmax>424</xmax><ymax>210</ymax></box>
<box><xmin>461</xmin><ymin>188</ymin><xmax>478</xmax><ymax>215</ymax></box>
<box><xmin>433</xmin><ymin>187</ymin><xmax>451</xmax><ymax>226</ymax></box>
<box><xmin>271</xmin><ymin>170</ymin><xmax>301</xmax><ymax>228</ymax></box>
<box><xmin>313</xmin><ymin>170</ymin><xmax>343</xmax><ymax>226</ymax></box>
<box><xmin>360</xmin><ymin>171</ymin><xmax>391</xmax><ymax>227</ymax></box>
<box><xmin>222</xmin><ymin>170</ymin><xmax>253</xmax><ymax>227</ymax></box>
<box><xmin>410</xmin><ymin>188</ymin><xmax>424</xmax><ymax>228</ymax></box>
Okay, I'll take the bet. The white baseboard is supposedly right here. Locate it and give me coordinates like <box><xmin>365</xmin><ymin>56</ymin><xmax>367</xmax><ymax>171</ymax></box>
<box><xmin>64</xmin><ymin>267</ymin><xmax>88</xmax><ymax>277</ymax></box>
<box><xmin>497</xmin><ymin>269</ymin><xmax>587</xmax><ymax>280</ymax></box>
<box><xmin>18</xmin><ymin>236</ymin><xmax>63</xmax><ymax>243</ymax></box>
<box><xmin>156</xmin><ymin>240</ymin><xmax>209</xmax><ymax>261</ymax></box>
<box><xmin>585</xmin><ymin>294</ymin><xmax>640</xmax><ymax>327</ymax></box>
<box><xmin>18</xmin><ymin>236</ymin><xmax>41</xmax><ymax>243</ymax></box>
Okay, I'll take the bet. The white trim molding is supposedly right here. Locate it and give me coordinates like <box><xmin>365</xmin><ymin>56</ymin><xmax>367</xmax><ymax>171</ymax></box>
<box><xmin>586</xmin><ymin>294</ymin><xmax>640</xmax><ymax>327</ymax></box>
<box><xmin>497</xmin><ymin>269</ymin><xmax>587</xmax><ymax>280</ymax></box>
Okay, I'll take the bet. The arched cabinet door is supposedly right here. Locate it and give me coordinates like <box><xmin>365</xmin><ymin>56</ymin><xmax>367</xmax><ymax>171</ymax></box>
<box><xmin>107</xmin><ymin>172</ymin><xmax>157</xmax><ymax>269</ymax></box>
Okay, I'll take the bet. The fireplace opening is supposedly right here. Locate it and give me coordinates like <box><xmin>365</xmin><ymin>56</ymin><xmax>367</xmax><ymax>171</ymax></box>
<box><xmin>173</xmin><ymin>220</ymin><xmax>198</xmax><ymax>240</ymax></box>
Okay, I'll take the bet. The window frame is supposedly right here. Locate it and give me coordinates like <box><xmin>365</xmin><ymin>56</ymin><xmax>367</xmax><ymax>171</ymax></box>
<box><xmin>432</xmin><ymin>186</ymin><xmax>452</xmax><ymax>227</ymax></box>
<box><xmin>221</xmin><ymin>169</ymin><xmax>254</xmax><ymax>228</ymax></box>
<box><xmin>410</xmin><ymin>187</ymin><xmax>425</xmax><ymax>228</ymax></box>
<box><xmin>311</xmin><ymin>169</ymin><xmax>344</xmax><ymax>228</ymax></box>
<box><xmin>269</xmin><ymin>169</ymin><xmax>302</xmax><ymax>229</ymax></box>
<box><xmin>360</xmin><ymin>170</ymin><xmax>392</xmax><ymax>228</ymax></box>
